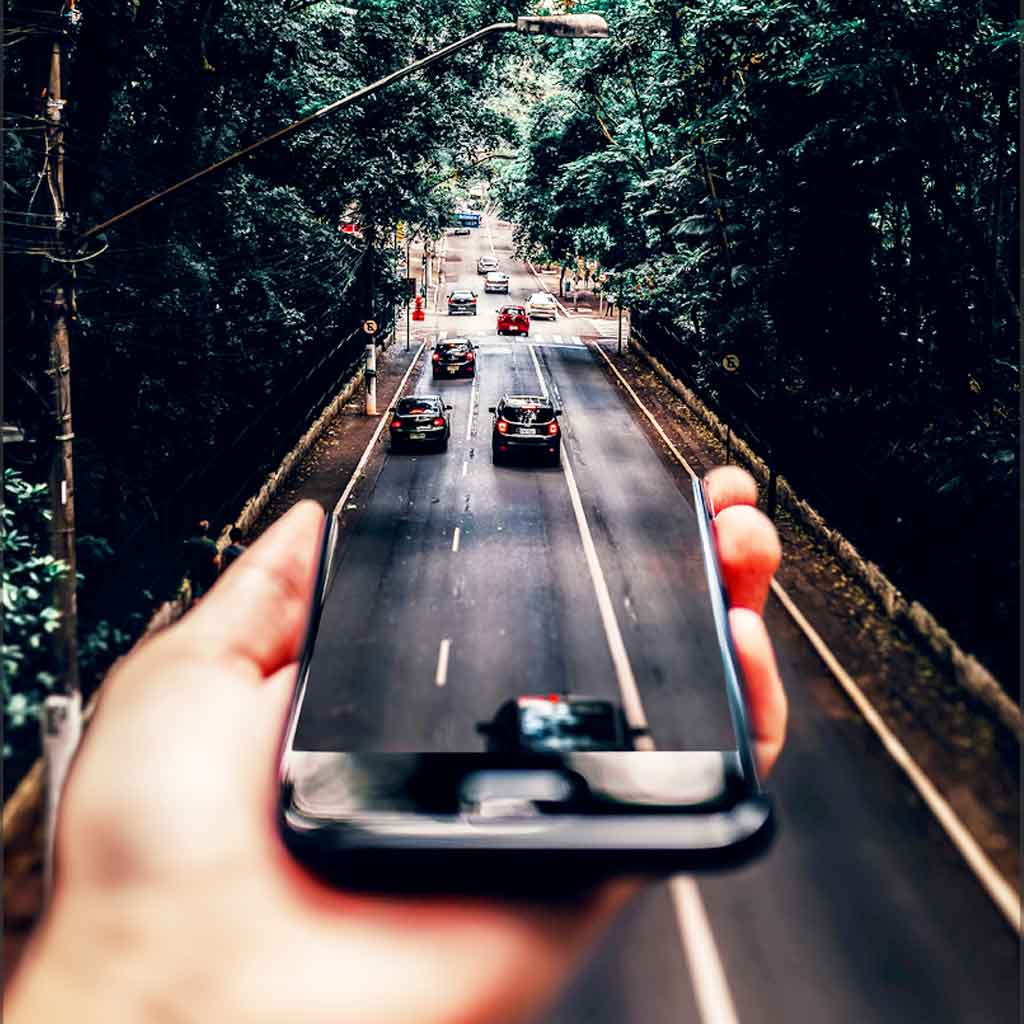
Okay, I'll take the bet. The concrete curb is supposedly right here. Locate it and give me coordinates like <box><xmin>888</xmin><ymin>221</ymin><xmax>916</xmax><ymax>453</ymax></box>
<box><xmin>628</xmin><ymin>337</ymin><xmax>1023</xmax><ymax>744</ymax></box>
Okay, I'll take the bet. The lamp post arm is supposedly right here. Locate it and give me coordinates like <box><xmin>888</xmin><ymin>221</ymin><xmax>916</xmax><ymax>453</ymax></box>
<box><xmin>77</xmin><ymin>22</ymin><xmax>517</xmax><ymax>242</ymax></box>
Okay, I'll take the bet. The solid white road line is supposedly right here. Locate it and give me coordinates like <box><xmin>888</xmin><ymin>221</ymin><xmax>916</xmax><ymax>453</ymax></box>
<box><xmin>331</xmin><ymin>340</ymin><xmax>429</xmax><ymax>520</ymax></box>
<box><xmin>671</xmin><ymin>880</ymin><xmax>742</xmax><ymax>1024</ymax></box>
<box><xmin>527</xmin><ymin>343</ymin><xmax>548</xmax><ymax>399</ymax></box>
<box><xmin>536</xmin><ymin>332</ymin><xmax>741</xmax><ymax>1023</ymax></box>
<box><xmin>485</xmin><ymin>213</ymin><xmax>497</xmax><ymax>257</ymax></box>
<box><xmin>461</xmin><ymin>460</ymin><xmax>468</xmax><ymax>478</ymax></box>
<box><xmin>589</xmin><ymin>338</ymin><xmax>1023</xmax><ymax>935</ymax></box>
<box><xmin>452</xmin><ymin>526</ymin><xmax>461</xmax><ymax>553</ymax></box>
<box><xmin>465</xmin><ymin>373</ymin><xmax>477</xmax><ymax>441</ymax></box>
<box><xmin>434</xmin><ymin>638</ymin><xmax>451</xmax><ymax>687</ymax></box>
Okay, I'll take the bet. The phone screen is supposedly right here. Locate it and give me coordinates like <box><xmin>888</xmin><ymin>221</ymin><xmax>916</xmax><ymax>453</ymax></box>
<box><xmin>282</xmin><ymin>476</ymin><xmax>760</xmax><ymax>836</ymax></box>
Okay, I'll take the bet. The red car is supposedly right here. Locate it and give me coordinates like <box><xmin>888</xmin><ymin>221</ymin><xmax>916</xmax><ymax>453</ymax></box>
<box><xmin>497</xmin><ymin>304</ymin><xmax>529</xmax><ymax>336</ymax></box>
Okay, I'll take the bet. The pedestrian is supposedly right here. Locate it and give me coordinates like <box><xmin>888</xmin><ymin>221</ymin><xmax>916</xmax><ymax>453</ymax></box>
<box><xmin>182</xmin><ymin>519</ymin><xmax>219</xmax><ymax>603</ymax></box>
<box><xmin>220</xmin><ymin>525</ymin><xmax>246</xmax><ymax>575</ymax></box>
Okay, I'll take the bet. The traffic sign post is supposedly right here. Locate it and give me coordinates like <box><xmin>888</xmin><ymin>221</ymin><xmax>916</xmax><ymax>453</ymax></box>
<box><xmin>365</xmin><ymin>340</ymin><xmax>377</xmax><ymax>416</ymax></box>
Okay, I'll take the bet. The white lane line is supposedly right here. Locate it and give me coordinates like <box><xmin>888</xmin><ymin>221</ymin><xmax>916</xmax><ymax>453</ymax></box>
<box><xmin>589</xmin><ymin>338</ymin><xmax>1023</xmax><ymax>935</ymax></box>
<box><xmin>434</xmin><ymin>638</ymin><xmax>451</xmax><ymax>687</ymax></box>
<box><xmin>465</xmin><ymin>373</ymin><xmax>477</xmax><ymax>441</ymax></box>
<box><xmin>545</xmin><ymin>346</ymin><xmax>741</xmax><ymax>1024</ymax></box>
<box><xmin>527</xmin><ymin>343</ymin><xmax>548</xmax><ymax>399</ymax></box>
<box><xmin>452</xmin><ymin>526</ymin><xmax>461</xmax><ymax>553</ymax></box>
<box><xmin>671</xmin><ymin>880</ymin><xmax>741</xmax><ymax>1024</ymax></box>
<box><xmin>461</xmin><ymin>460</ymin><xmax>468</xmax><ymax>478</ymax></box>
<box><xmin>331</xmin><ymin>340</ymin><xmax>429</xmax><ymax>520</ymax></box>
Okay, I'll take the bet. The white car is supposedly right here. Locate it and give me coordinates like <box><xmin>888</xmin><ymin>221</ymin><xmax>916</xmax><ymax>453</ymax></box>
<box><xmin>527</xmin><ymin>292</ymin><xmax>558</xmax><ymax>320</ymax></box>
<box><xmin>484</xmin><ymin>272</ymin><xmax>510</xmax><ymax>294</ymax></box>
<box><xmin>477</xmin><ymin>256</ymin><xmax>499</xmax><ymax>274</ymax></box>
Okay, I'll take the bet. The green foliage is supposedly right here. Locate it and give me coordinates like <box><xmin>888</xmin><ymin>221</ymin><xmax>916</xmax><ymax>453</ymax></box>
<box><xmin>2</xmin><ymin>470</ymin><xmax>67</xmax><ymax>760</ymax></box>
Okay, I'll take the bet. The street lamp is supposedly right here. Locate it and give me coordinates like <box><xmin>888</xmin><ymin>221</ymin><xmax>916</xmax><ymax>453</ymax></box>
<box><xmin>76</xmin><ymin>15</ymin><xmax>609</xmax><ymax>242</ymax></box>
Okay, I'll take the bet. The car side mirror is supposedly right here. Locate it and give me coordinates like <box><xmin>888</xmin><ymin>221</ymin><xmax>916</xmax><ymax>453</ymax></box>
<box><xmin>555</xmin><ymin>409</ymin><xmax>564</xmax><ymax>416</ymax></box>
<box><xmin>445</xmin><ymin>404</ymin><xmax>453</xmax><ymax>410</ymax></box>
<box><xmin>487</xmin><ymin>406</ymin><xmax>496</xmax><ymax>414</ymax></box>
<box><xmin>476</xmin><ymin>721</ymin><xmax>492</xmax><ymax>734</ymax></box>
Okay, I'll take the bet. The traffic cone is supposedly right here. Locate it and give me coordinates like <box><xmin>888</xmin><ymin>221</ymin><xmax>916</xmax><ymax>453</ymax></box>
<box><xmin>412</xmin><ymin>295</ymin><xmax>425</xmax><ymax>321</ymax></box>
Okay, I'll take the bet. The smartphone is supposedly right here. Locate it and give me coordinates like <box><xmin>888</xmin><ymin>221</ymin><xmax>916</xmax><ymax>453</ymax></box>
<box><xmin>278</xmin><ymin>476</ymin><xmax>773</xmax><ymax>892</ymax></box>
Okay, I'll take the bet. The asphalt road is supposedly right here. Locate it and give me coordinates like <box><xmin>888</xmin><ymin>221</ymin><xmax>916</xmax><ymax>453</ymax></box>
<box><xmin>294</xmin><ymin>218</ymin><xmax>1020</xmax><ymax>1023</ymax></box>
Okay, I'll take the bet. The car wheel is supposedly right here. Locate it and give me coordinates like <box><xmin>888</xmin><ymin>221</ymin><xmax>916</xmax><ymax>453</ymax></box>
<box><xmin>549</xmin><ymin>449</ymin><xmax>562</xmax><ymax>468</ymax></box>
<box><xmin>492</xmin><ymin>446</ymin><xmax>503</xmax><ymax>465</ymax></box>
<box><xmin>440</xmin><ymin>436</ymin><xmax>449</xmax><ymax>453</ymax></box>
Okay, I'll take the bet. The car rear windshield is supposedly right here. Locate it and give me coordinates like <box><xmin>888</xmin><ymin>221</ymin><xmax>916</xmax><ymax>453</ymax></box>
<box><xmin>396</xmin><ymin>399</ymin><xmax>436</xmax><ymax>415</ymax></box>
<box><xmin>519</xmin><ymin>702</ymin><xmax>620</xmax><ymax>747</ymax></box>
<box><xmin>501</xmin><ymin>403</ymin><xmax>554</xmax><ymax>424</ymax></box>
<box><xmin>500</xmin><ymin>306</ymin><xmax>525</xmax><ymax>316</ymax></box>
<box><xmin>451</xmin><ymin>292</ymin><xmax>474</xmax><ymax>300</ymax></box>
<box><xmin>438</xmin><ymin>342</ymin><xmax>470</xmax><ymax>355</ymax></box>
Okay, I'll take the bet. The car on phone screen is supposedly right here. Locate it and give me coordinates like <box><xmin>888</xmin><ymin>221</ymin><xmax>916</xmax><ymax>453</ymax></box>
<box><xmin>447</xmin><ymin>289</ymin><xmax>477</xmax><ymax>316</ymax></box>
<box><xmin>477</xmin><ymin>694</ymin><xmax>635</xmax><ymax>754</ymax></box>
<box><xmin>484</xmin><ymin>271</ymin><xmax>510</xmax><ymax>294</ymax></box>
<box><xmin>389</xmin><ymin>395</ymin><xmax>452</xmax><ymax>452</ymax></box>
<box><xmin>527</xmin><ymin>292</ymin><xmax>558</xmax><ymax>320</ymax></box>
<box><xmin>497</xmin><ymin>304</ymin><xmax>529</xmax><ymax>336</ymax></box>
<box><xmin>477</xmin><ymin>256</ymin><xmax>499</xmax><ymax>274</ymax></box>
<box><xmin>432</xmin><ymin>338</ymin><xmax>476</xmax><ymax>379</ymax></box>
<box><xmin>490</xmin><ymin>394</ymin><xmax>562</xmax><ymax>466</ymax></box>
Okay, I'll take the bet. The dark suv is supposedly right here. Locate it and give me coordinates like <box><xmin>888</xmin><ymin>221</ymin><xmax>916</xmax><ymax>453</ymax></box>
<box><xmin>489</xmin><ymin>394</ymin><xmax>562</xmax><ymax>466</ymax></box>
<box><xmin>432</xmin><ymin>338</ymin><xmax>476</xmax><ymax>379</ymax></box>
<box><xmin>447</xmin><ymin>289</ymin><xmax>477</xmax><ymax>316</ymax></box>
<box><xmin>389</xmin><ymin>395</ymin><xmax>452</xmax><ymax>452</ymax></box>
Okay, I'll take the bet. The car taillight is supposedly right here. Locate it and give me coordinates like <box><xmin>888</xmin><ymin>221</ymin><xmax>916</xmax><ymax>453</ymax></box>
<box><xmin>432</xmin><ymin>352</ymin><xmax>440</xmax><ymax>361</ymax></box>
<box><xmin>496</xmin><ymin>420</ymin><xmax>508</xmax><ymax>434</ymax></box>
<box><xmin>433</xmin><ymin>417</ymin><xmax>445</xmax><ymax>426</ymax></box>
<box><xmin>466</xmin><ymin>351</ymin><xmax>475</xmax><ymax>360</ymax></box>
<box><xmin>547</xmin><ymin>421</ymin><xmax>559</xmax><ymax>436</ymax></box>
<box><xmin>391</xmin><ymin>419</ymin><xmax>401</xmax><ymax>429</ymax></box>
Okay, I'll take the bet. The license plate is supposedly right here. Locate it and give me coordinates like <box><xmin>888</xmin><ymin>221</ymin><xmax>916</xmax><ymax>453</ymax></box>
<box><xmin>448</xmin><ymin>366</ymin><xmax>458</xmax><ymax>373</ymax></box>
<box><xmin>518</xmin><ymin>427</ymin><xmax>536</xmax><ymax>436</ymax></box>
<box><xmin>410</xmin><ymin>432</ymin><xmax>425</xmax><ymax>440</ymax></box>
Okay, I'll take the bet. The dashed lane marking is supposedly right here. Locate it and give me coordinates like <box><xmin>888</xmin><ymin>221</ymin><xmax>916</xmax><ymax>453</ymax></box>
<box><xmin>434</xmin><ymin>638</ymin><xmax>451</xmax><ymax>687</ymax></box>
<box><xmin>452</xmin><ymin>526</ymin><xmax>461</xmax><ymax>553</ymax></box>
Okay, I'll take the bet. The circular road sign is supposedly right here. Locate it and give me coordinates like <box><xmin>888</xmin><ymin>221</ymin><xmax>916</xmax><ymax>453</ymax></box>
<box><xmin>362</xmin><ymin>319</ymin><xmax>379</xmax><ymax>335</ymax></box>
<box><xmin>722</xmin><ymin>353</ymin><xmax>740</xmax><ymax>373</ymax></box>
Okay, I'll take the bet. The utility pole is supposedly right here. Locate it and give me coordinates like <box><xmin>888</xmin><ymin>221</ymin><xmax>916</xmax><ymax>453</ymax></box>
<box><xmin>44</xmin><ymin>32</ymin><xmax>80</xmax><ymax>698</ymax></box>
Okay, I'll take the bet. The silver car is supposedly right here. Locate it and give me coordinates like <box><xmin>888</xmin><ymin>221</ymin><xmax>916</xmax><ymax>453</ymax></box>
<box><xmin>527</xmin><ymin>291</ymin><xmax>558</xmax><ymax>321</ymax></box>
<box><xmin>477</xmin><ymin>256</ymin><xmax>499</xmax><ymax>274</ymax></box>
<box><xmin>484</xmin><ymin>272</ymin><xmax>510</xmax><ymax>294</ymax></box>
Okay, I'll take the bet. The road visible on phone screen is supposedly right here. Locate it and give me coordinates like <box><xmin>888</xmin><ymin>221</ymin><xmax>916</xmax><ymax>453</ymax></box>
<box><xmin>294</xmin><ymin>217</ymin><xmax>1019</xmax><ymax>1024</ymax></box>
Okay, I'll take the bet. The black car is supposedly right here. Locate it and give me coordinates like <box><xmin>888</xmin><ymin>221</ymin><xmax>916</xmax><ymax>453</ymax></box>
<box><xmin>389</xmin><ymin>395</ymin><xmax>452</xmax><ymax>452</ymax></box>
<box><xmin>490</xmin><ymin>394</ymin><xmax>562</xmax><ymax>466</ymax></box>
<box><xmin>432</xmin><ymin>338</ymin><xmax>477</xmax><ymax>379</ymax></box>
<box><xmin>477</xmin><ymin>694</ymin><xmax>635</xmax><ymax>754</ymax></box>
<box><xmin>447</xmin><ymin>289</ymin><xmax>477</xmax><ymax>316</ymax></box>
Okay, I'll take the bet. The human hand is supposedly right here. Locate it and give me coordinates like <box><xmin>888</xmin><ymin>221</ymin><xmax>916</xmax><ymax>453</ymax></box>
<box><xmin>6</xmin><ymin>466</ymin><xmax>784</xmax><ymax>1024</ymax></box>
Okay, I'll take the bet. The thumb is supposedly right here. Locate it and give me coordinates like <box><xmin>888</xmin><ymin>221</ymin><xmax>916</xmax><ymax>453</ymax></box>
<box><xmin>183</xmin><ymin>501</ymin><xmax>325</xmax><ymax>680</ymax></box>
